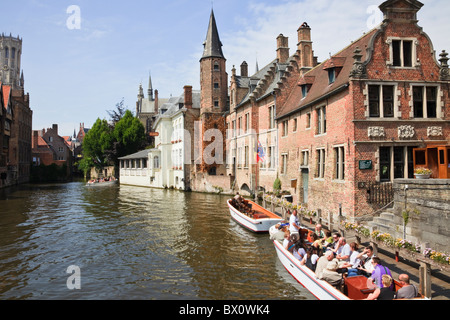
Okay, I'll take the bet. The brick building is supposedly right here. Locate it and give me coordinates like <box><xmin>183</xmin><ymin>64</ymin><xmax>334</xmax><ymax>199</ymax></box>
<box><xmin>276</xmin><ymin>0</ymin><xmax>449</xmax><ymax>219</ymax></box>
<box><xmin>225</xmin><ymin>24</ymin><xmax>318</xmax><ymax>195</ymax></box>
<box><xmin>32</xmin><ymin>124</ymin><xmax>73</xmax><ymax>171</ymax></box>
<box><xmin>0</xmin><ymin>34</ymin><xmax>33</xmax><ymax>188</ymax></box>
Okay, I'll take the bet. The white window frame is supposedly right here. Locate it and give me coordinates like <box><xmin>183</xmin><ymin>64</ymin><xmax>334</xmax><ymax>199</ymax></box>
<box><xmin>386</xmin><ymin>37</ymin><xmax>419</xmax><ymax>68</ymax></box>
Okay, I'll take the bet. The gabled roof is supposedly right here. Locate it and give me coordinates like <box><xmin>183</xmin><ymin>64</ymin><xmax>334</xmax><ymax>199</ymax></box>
<box><xmin>277</xmin><ymin>28</ymin><xmax>378</xmax><ymax>119</ymax></box>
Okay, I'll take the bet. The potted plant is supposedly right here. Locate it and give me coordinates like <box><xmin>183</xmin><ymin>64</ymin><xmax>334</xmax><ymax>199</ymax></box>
<box><xmin>414</xmin><ymin>167</ymin><xmax>432</xmax><ymax>179</ymax></box>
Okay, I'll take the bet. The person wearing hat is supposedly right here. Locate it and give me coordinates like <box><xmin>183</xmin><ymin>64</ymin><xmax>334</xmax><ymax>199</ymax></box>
<box><xmin>321</xmin><ymin>260</ymin><xmax>343</xmax><ymax>287</ymax></box>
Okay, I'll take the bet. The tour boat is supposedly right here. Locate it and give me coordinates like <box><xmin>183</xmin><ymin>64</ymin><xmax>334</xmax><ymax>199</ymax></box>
<box><xmin>227</xmin><ymin>199</ymin><xmax>283</xmax><ymax>233</ymax></box>
<box><xmin>86</xmin><ymin>179</ymin><xmax>118</xmax><ymax>187</ymax></box>
<box><xmin>272</xmin><ymin>227</ymin><xmax>428</xmax><ymax>300</ymax></box>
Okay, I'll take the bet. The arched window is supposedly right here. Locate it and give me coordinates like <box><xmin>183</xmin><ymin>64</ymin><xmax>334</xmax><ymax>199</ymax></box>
<box><xmin>214</xmin><ymin>62</ymin><xmax>220</xmax><ymax>71</ymax></box>
<box><xmin>5</xmin><ymin>47</ymin><xmax>9</xmax><ymax>59</ymax></box>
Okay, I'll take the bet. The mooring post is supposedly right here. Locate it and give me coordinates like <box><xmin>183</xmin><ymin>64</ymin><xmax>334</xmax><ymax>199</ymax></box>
<box><xmin>417</xmin><ymin>259</ymin><xmax>432</xmax><ymax>299</ymax></box>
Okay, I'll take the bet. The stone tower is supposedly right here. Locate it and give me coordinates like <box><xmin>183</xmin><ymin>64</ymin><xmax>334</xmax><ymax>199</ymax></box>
<box><xmin>0</xmin><ymin>34</ymin><xmax>24</xmax><ymax>90</ymax></box>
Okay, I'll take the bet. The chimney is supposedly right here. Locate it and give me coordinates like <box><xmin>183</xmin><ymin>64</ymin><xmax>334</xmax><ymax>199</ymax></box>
<box><xmin>276</xmin><ymin>34</ymin><xmax>290</xmax><ymax>63</ymax></box>
<box><xmin>184</xmin><ymin>85</ymin><xmax>193</xmax><ymax>109</ymax></box>
<box><xmin>240</xmin><ymin>61</ymin><xmax>248</xmax><ymax>77</ymax></box>
<box><xmin>297</xmin><ymin>22</ymin><xmax>313</xmax><ymax>71</ymax></box>
<box><xmin>154</xmin><ymin>89</ymin><xmax>159</xmax><ymax>113</ymax></box>
<box><xmin>52</xmin><ymin>124</ymin><xmax>58</xmax><ymax>135</ymax></box>
<box><xmin>32</xmin><ymin>131</ymin><xmax>38</xmax><ymax>149</ymax></box>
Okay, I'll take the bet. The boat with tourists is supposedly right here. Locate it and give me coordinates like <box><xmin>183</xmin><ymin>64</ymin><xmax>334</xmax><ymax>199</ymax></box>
<box><xmin>86</xmin><ymin>177</ymin><xmax>118</xmax><ymax>187</ymax></box>
<box><xmin>227</xmin><ymin>197</ymin><xmax>283</xmax><ymax>233</ymax></box>
<box><xmin>270</xmin><ymin>225</ymin><xmax>427</xmax><ymax>300</ymax></box>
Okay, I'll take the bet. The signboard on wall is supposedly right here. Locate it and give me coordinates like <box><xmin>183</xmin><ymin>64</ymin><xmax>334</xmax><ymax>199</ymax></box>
<box><xmin>359</xmin><ymin>160</ymin><xmax>373</xmax><ymax>170</ymax></box>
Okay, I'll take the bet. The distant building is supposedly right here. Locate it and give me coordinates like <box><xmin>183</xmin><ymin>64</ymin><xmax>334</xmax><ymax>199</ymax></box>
<box><xmin>32</xmin><ymin>124</ymin><xmax>73</xmax><ymax>173</ymax></box>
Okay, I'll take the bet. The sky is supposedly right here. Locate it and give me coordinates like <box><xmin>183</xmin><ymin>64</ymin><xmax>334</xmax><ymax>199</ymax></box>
<box><xmin>1</xmin><ymin>0</ymin><xmax>448</xmax><ymax>136</ymax></box>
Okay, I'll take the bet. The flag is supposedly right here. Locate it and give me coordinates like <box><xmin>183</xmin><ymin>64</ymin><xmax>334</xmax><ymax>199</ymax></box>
<box><xmin>257</xmin><ymin>141</ymin><xmax>265</xmax><ymax>163</ymax></box>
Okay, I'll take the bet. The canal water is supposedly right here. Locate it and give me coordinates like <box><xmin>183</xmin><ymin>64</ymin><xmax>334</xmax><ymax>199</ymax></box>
<box><xmin>0</xmin><ymin>182</ymin><xmax>314</xmax><ymax>300</ymax></box>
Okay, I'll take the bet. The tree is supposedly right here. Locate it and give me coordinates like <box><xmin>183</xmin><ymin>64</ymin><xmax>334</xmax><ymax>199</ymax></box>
<box><xmin>82</xmin><ymin>118</ymin><xmax>113</xmax><ymax>170</ymax></box>
<box><xmin>113</xmin><ymin>110</ymin><xmax>146</xmax><ymax>160</ymax></box>
<box><xmin>107</xmin><ymin>98</ymin><xmax>127</xmax><ymax>125</ymax></box>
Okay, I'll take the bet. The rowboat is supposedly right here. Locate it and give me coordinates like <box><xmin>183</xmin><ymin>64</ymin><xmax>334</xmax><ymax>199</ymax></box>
<box><xmin>227</xmin><ymin>199</ymin><xmax>283</xmax><ymax>233</ymax></box>
<box><xmin>272</xmin><ymin>227</ymin><xmax>428</xmax><ymax>300</ymax></box>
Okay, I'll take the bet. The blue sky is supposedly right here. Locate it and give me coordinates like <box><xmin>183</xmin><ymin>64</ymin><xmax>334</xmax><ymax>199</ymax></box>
<box><xmin>1</xmin><ymin>0</ymin><xmax>448</xmax><ymax>136</ymax></box>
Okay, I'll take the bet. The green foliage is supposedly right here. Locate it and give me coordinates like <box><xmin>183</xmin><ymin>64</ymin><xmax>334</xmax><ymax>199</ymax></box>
<box><xmin>273</xmin><ymin>177</ymin><xmax>282</xmax><ymax>192</ymax></box>
<box><xmin>82</xmin><ymin>118</ymin><xmax>113</xmax><ymax>169</ymax></box>
<box><xmin>30</xmin><ymin>163</ymin><xmax>68</xmax><ymax>183</ymax></box>
<box><xmin>113</xmin><ymin>110</ymin><xmax>146</xmax><ymax>159</ymax></box>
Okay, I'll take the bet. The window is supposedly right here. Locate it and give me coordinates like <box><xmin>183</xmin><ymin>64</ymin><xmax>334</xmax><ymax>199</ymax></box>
<box><xmin>214</xmin><ymin>62</ymin><xmax>220</xmax><ymax>71</ymax></box>
<box><xmin>379</xmin><ymin>146</ymin><xmax>418</xmax><ymax>181</ymax></box>
<box><xmin>269</xmin><ymin>105</ymin><xmax>276</xmax><ymax>129</ymax></box>
<box><xmin>392</xmin><ymin>40</ymin><xmax>413</xmax><ymax>67</ymax></box>
<box><xmin>413</xmin><ymin>86</ymin><xmax>438</xmax><ymax>118</ymax></box>
<box><xmin>281</xmin><ymin>154</ymin><xmax>288</xmax><ymax>175</ymax></box>
<box><xmin>293</xmin><ymin>118</ymin><xmax>298</xmax><ymax>132</ymax></box>
<box><xmin>232</xmin><ymin>120</ymin><xmax>236</xmax><ymax>137</ymax></box>
<box><xmin>268</xmin><ymin>146</ymin><xmax>276</xmax><ymax>169</ymax></box>
<box><xmin>368</xmin><ymin>85</ymin><xmax>395</xmax><ymax>118</ymax></box>
<box><xmin>153</xmin><ymin>156</ymin><xmax>160</xmax><ymax>169</ymax></box>
<box><xmin>300</xmin><ymin>150</ymin><xmax>309</xmax><ymax>167</ymax></box>
<box><xmin>245</xmin><ymin>113</ymin><xmax>250</xmax><ymax>133</ymax></box>
<box><xmin>301</xmin><ymin>85</ymin><xmax>309</xmax><ymax>98</ymax></box>
<box><xmin>316</xmin><ymin>106</ymin><xmax>326</xmax><ymax>135</ymax></box>
<box><xmin>282</xmin><ymin>120</ymin><xmax>288</xmax><ymax>137</ymax></box>
<box><xmin>306</xmin><ymin>112</ymin><xmax>311</xmax><ymax>129</ymax></box>
<box><xmin>316</xmin><ymin>149</ymin><xmax>325</xmax><ymax>178</ymax></box>
<box><xmin>244</xmin><ymin>145</ymin><xmax>249</xmax><ymax>168</ymax></box>
<box><xmin>214</xmin><ymin>82</ymin><xmax>219</xmax><ymax>89</ymax></box>
<box><xmin>238</xmin><ymin>117</ymin><xmax>242</xmax><ymax>134</ymax></box>
<box><xmin>328</xmin><ymin>69</ymin><xmax>336</xmax><ymax>84</ymax></box>
<box><xmin>334</xmin><ymin>146</ymin><xmax>345</xmax><ymax>180</ymax></box>
<box><xmin>214</xmin><ymin>99</ymin><xmax>219</xmax><ymax>108</ymax></box>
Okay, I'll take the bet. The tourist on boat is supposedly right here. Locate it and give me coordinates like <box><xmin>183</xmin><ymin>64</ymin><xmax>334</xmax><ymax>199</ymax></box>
<box><xmin>270</xmin><ymin>224</ymin><xmax>287</xmax><ymax>244</ymax></box>
<box><xmin>234</xmin><ymin>192</ymin><xmax>244</xmax><ymax>204</ymax></box>
<box><xmin>282</xmin><ymin>230</ymin><xmax>291</xmax><ymax>251</ymax></box>
<box><xmin>364</xmin><ymin>274</ymin><xmax>396</xmax><ymax>300</ymax></box>
<box><xmin>329</xmin><ymin>232</ymin><xmax>342</xmax><ymax>255</ymax></box>
<box><xmin>335</xmin><ymin>237</ymin><xmax>351</xmax><ymax>262</ymax></box>
<box><xmin>396</xmin><ymin>274</ymin><xmax>419</xmax><ymax>299</ymax></box>
<box><xmin>340</xmin><ymin>242</ymin><xmax>362</xmax><ymax>277</ymax></box>
<box><xmin>356</xmin><ymin>245</ymin><xmax>375</xmax><ymax>276</ymax></box>
<box><xmin>293</xmin><ymin>239</ymin><xmax>307</xmax><ymax>261</ymax></box>
<box><xmin>321</xmin><ymin>260</ymin><xmax>343</xmax><ymax>288</ymax></box>
<box><xmin>286</xmin><ymin>233</ymin><xmax>299</xmax><ymax>253</ymax></box>
<box><xmin>289</xmin><ymin>209</ymin><xmax>301</xmax><ymax>234</ymax></box>
<box><xmin>315</xmin><ymin>250</ymin><xmax>336</xmax><ymax>280</ymax></box>
<box><xmin>322</xmin><ymin>230</ymin><xmax>334</xmax><ymax>249</ymax></box>
<box><xmin>301</xmin><ymin>247</ymin><xmax>319</xmax><ymax>272</ymax></box>
<box><xmin>366</xmin><ymin>256</ymin><xmax>394</xmax><ymax>289</ymax></box>
<box><xmin>314</xmin><ymin>224</ymin><xmax>326</xmax><ymax>240</ymax></box>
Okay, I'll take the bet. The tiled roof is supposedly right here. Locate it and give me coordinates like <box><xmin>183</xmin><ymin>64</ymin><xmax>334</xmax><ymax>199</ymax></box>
<box><xmin>277</xmin><ymin>28</ymin><xmax>377</xmax><ymax>119</ymax></box>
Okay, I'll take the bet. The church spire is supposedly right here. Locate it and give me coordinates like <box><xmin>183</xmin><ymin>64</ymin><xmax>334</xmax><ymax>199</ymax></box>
<box><xmin>201</xmin><ymin>9</ymin><xmax>225</xmax><ymax>61</ymax></box>
<box><xmin>148</xmin><ymin>72</ymin><xmax>153</xmax><ymax>101</ymax></box>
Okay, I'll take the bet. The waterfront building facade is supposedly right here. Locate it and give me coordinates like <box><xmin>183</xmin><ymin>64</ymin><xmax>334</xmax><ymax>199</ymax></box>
<box><xmin>0</xmin><ymin>34</ymin><xmax>32</xmax><ymax>188</ymax></box>
<box><xmin>276</xmin><ymin>0</ymin><xmax>449</xmax><ymax>219</ymax></box>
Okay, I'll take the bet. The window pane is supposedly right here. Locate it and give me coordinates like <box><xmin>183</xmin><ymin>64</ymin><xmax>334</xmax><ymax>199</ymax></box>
<box><xmin>392</xmin><ymin>40</ymin><xmax>401</xmax><ymax>66</ymax></box>
<box><xmin>380</xmin><ymin>147</ymin><xmax>391</xmax><ymax>181</ymax></box>
<box><xmin>403</xmin><ymin>41</ymin><xmax>413</xmax><ymax>67</ymax></box>
<box><xmin>369</xmin><ymin>85</ymin><xmax>380</xmax><ymax>117</ymax></box>
<box><xmin>426</xmin><ymin>87</ymin><xmax>437</xmax><ymax>118</ymax></box>
<box><xmin>413</xmin><ymin>87</ymin><xmax>423</xmax><ymax>118</ymax></box>
<box><xmin>383</xmin><ymin>86</ymin><xmax>394</xmax><ymax>117</ymax></box>
<box><xmin>394</xmin><ymin>147</ymin><xmax>404</xmax><ymax>179</ymax></box>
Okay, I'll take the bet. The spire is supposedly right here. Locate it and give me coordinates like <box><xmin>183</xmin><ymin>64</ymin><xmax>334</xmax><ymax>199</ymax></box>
<box><xmin>201</xmin><ymin>9</ymin><xmax>225</xmax><ymax>61</ymax></box>
<box><xmin>148</xmin><ymin>72</ymin><xmax>154</xmax><ymax>101</ymax></box>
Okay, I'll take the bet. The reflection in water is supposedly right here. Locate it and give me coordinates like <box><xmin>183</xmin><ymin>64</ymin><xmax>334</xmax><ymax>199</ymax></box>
<box><xmin>0</xmin><ymin>182</ymin><xmax>311</xmax><ymax>300</ymax></box>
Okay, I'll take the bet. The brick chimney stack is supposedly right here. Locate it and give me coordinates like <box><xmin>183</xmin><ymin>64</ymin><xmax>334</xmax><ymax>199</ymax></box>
<box><xmin>297</xmin><ymin>22</ymin><xmax>313</xmax><ymax>73</ymax></box>
<box><xmin>276</xmin><ymin>34</ymin><xmax>290</xmax><ymax>63</ymax></box>
<box><xmin>240</xmin><ymin>61</ymin><xmax>248</xmax><ymax>77</ymax></box>
<box><xmin>184</xmin><ymin>85</ymin><xmax>193</xmax><ymax>109</ymax></box>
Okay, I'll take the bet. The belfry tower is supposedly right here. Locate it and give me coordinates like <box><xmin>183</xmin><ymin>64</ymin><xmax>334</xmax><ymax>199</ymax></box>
<box><xmin>0</xmin><ymin>34</ymin><xmax>24</xmax><ymax>90</ymax></box>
